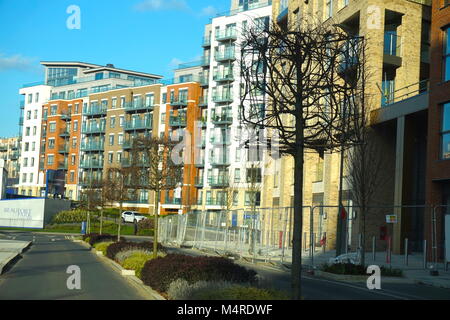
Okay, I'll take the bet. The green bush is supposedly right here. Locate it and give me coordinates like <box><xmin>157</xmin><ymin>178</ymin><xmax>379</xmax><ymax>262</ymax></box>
<box><xmin>141</xmin><ymin>254</ymin><xmax>257</xmax><ymax>294</ymax></box>
<box><xmin>167</xmin><ymin>279</ymin><xmax>287</xmax><ymax>300</ymax></box>
<box><xmin>122</xmin><ymin>252</ymin><xmax>165</xmax><ymax>278</ymax></box>
<box><xmin>94</xmin><ymin>242</ymin><xmax>113</xmax><ymax>255</ymax></box>
<box><xmin>52</xmin><ymin>209</ymin><xmax>91</xmax><ymax>224</ymax></box>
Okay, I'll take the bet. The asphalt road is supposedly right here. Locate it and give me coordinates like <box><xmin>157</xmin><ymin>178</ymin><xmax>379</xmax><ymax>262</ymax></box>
<box><xmin>166</xmin><ymin>247</ymin><xmax>450</xmax><ymax>300</ymax></box>
<box><xmin>0</xmin><ymin>231</ymin><xmax>147</xmax><ymax>300</ymax></box>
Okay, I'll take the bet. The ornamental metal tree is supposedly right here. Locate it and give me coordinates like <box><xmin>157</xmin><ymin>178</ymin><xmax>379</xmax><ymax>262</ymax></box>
<box><xmin>239</xmin><ymin>19</ymin><xmax>367</xmax><ymax>299</ymax></box>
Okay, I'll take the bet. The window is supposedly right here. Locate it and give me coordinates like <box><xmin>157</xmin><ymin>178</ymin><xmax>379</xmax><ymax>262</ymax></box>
<box><xmin>233</xmin><ymin>191</ymin><xmax>239</xmax><ymax>206</ymax></box>
<box><xmin>112</xmin><ymin>98</ymin><xmax>117</xmax><ymax>109</ymax></box>
<box><xmin>25</xmin><ymin>127</ymin><xmax>30</xmax><ymax>136</ymax></box>
<box><xmin>49</xmin><ymin>123</ymin><xmax>56</xmax><ymax>133</ymax></box>
<box><xmin>444</xmin><ymin>27</ymin><xmax>450</xmax><ymax>82</ymax></box>
<box><xmin>26</xmin><ymin>111</ymin><xmax>31</xmax><ymax>120</ymax></box>
<box><xmin>35</xmin><ymin>93</ymin><xmax>39</xmax><ymax>103</ymax></box>
<box><xmin>50</xmin><ymin>105</ymin><xmax>57</xmax><ymax>115</ymax></box>
<box><xmin>34</xmin><ymin>110</ymin><xmax>38</xmax><ymax>119</ymax></box>
<box><xmin>22</xmin><ymin>173</ymin><xmax>27</xmax><ymax>183</ymax></box>
<box><xmin>72</xmin><ymin>137</ymin><xmax>77</xmax><ymax>149</ymax></box>
<box><xmin>109</xmin><ymin>134</ymin><xmax>115</xmax><ymax>146</ymax></box>
<box><xmin>108</xmin><ymin>152</ymin><xmax>114</xmax><ymax>164</ymax></box>
<box><xmin>23</xmin><ymin>158</ymin><xmax>28</xmax><ymax>167</ymax></box>
<box><xmin>75</xmin><ymin>103</ymin><xmax>79</xmax><ymax>113</ymax></box>
<box><xmin>110</xmin><ymin>116</ymin><xmax>116</xmax><ymax>128</ymax></box>
<box><xmin>161</xmin><ymin>113</ymin><xmax>166</xmax><ymax>125</ymax></box>
<box><xmin>32</xmin><ymin>142</ymin><xmax>35</xmax><ymax>151</ymax></box>
<box><xmin>24</xmin><ymin>142</ymin><xmax>29</xmax><ymax>152</ymax></box>
<box><xmin>442</xmin><ymin>102</ymin><xmax>450</xmax><ymax>159</ymax></box>
<box><xmin>245</xmin><ymin>191</ymin><xmax>261</xmax><ymax>206</ymax></box>
<box><xmin>234</xmin><ymin>168</ymin><xmax>240</xmax><ymax>183</ymax></box>
<box><xmin>70</xmin><ymin>172</ymin><xmax>75</xmax><ymax>183</ymax></box>
<box><xmin>48</xmin><ymin>139</ymin><xmax>55</xmax><ymax>149</ymax></box>
<box><xmin>120</xmin><ymin>97</ymin><xmax>126</xmax><ymax>108</ymax></box>
<box><xmin>119</xmin><ymin>116</ymin><xmax>125</xmax><ymax>127</ymax></box>
<box><xmin>28</xmin><ymin>94</ymin><xmax>32</xmax><ymax>104</ymax></box>
<box><xmin>162</xmin><ymin>93</ymin><xmax>167</xmax><ymax>104</ymax></box>
<box><xmin>31</xmin><ymin>158</ymin><xmax>35</xmax><ymax>167</ymax></box>
<box><xmin>73</xmin><ymin>121</ymin><xmax>78</xmax><ymax>132</ymax></box>
<box><xmin>29</xmin><ymin>173</ymin><xmax>33</xmax><ymax>183</ymax></box>
<box><xmin>246</xmin><ymin>168</ymin><xmax>262</xmax><ymax>183</ymax></box>
<box><xmin>48</xmin><ymin>155</ymin><xmax>54</xmax><ymax>166</ymax></box>
<box><xmin>33</xmin><ymin>126</ymin><xmax>37</xmax><ymax>136</ymax></box>
<box><xmin>71</xmin><ymin>155</ymin><xmax>76</xmax><ymax>165</ymax></box>
<box><xmin>118</xmin><ymin>134</ymin><xmax>124</xmax><ymax>145</ymax></box>
<box><xmin>326</xmin><ymin>0</ymin><xmax>333</xmax><ymax>18</ymax></box>
<box><xmin>145</xmin><ymin>93</ymin><xmax>154</xmax><ymax>106</ymax></box>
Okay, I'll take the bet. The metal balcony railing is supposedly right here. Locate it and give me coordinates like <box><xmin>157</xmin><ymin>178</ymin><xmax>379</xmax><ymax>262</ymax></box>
<box><xmin>124</xmin><ymin>119</ymin><xmax>153</xmax><ymax>131</ymax></box>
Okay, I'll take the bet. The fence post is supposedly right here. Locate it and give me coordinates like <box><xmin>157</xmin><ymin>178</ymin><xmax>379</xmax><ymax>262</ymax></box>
<box><xmin>423</xmin><ymin>239</ymin><xmax>427</xmax><ymax>270</ymax></box>
<box><xmin>280</xmin><ymin>207</ymin><xmax>289</xmax><ymax>264</ymax></box>
<box><xmin>404</xmin><ymin>238</ymin><xmax>409</xmax><ymax>266</ymax></box>
<box><xmin>372</xmin><ymin>236</ymin><xmax>376</xmax><ymax>261</ymax></box>
<box><xmin>303</xmin><ymin>232</ymin><xmax>307</xmax><ymax>253</ymax></box>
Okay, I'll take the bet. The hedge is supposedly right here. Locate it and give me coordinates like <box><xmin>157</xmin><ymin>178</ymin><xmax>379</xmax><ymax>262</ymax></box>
<box><xmin>82</xmin><ymin>233</ymin><xmax>122</xmax><ymax>246</ymax></box>
<box><xmin>140</xmin><ymin>254</ymin><xmax>257</xmax><ymax>294</ymax></box>
<box><xmin>106</xmin><ymin>241</ymin><xmax>164</xmax><ymax>261</ymax></box>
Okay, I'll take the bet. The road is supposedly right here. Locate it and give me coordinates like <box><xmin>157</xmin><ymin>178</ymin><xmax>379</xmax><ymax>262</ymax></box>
<box><xmin>165</xmin><ymin>247</ymin><xmax>450</xmax><ymax>300</ymax></box>
<box><xmin>0</xmin><ymin>231</ymin><xmax>148</xmax><ymax>300</ymax></box>
<box><xmin>2</xmin><ymin>230</ymin><xmax>450</xmax><ymax>300</ymax></box>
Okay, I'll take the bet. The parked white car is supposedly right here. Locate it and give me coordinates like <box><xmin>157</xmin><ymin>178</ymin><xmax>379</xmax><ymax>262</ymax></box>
<box><xmin>121</xmin><ymin>211</ymin><xmax>147</xmax><ymax>224</ymax></box>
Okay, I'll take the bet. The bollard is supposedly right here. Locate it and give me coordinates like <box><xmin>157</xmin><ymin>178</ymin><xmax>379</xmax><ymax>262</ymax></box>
<box><xmin>372</xmin><ymin>236</ymin><xmax>376</xmax><ymax>261</ymax></box>
<box><xmin>423</xmin><ymin>239</ymin><xmax>427</xmax><ymax>270</ymax></box>
<box><xmin>404</xmin><ymin>238</ymin><xmax>409</xmax><ymax>266</ymax></box>
<box><xmin>322</xmin><ymin>232</ymin><xmax>326</xmax><ymax>254</ymax></box>
<box><xmin>312</xmin><ymin>233</ymin><xmax>316</xmax><ymax>267</ymax></box>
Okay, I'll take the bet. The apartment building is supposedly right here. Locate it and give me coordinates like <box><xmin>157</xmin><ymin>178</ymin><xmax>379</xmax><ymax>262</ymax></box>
<box><xmin>270</xmin><ymin>0</ymin><xmax>431</xmax><ymax>253</ymax></box>
<box><xmin>190</xmin><ymin>0</ymin><xmax>272</xmax><ymax>221</ymax></box>
<box><xmin>0</xmin><ymin>136</ymin><xmax>21</xmax><ymax>190</ymax></box>
<box><xmin>424</xmin><ymin>0</ymin><xmax>450</xmax><ymax>261</ymax></box>
<box><xmin>19</xmin><ymin>61</ymin><xmax>162</xmax><ymax>199</ymax></box>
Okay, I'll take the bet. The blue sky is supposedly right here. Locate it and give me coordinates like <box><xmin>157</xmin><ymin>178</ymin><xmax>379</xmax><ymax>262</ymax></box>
<box><xmin>0</xmin><ymin>0</ymin><xmax>229</xmax><ymax>138</ymax></box>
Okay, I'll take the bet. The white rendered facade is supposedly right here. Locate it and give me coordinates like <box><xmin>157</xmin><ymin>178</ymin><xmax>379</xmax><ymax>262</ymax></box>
<box><xmin>197</xmin><ymin>1</ymin><xmax>272</xmax><ymax>212</ymax></box>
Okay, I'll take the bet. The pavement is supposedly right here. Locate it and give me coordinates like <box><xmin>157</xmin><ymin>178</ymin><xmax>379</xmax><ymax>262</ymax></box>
<box><xmin>0</xmin><ymin>234</ymin><xmax>32</xmax><ymax>274</ymax></box>
<box><xmin>0</xmin><ymin>231</ymin><xmax>153</xmax><ymax>300</ymax></box>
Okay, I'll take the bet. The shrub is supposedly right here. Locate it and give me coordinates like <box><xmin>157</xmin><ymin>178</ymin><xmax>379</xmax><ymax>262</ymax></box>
<box><xmin>321</xmin><ymin>263</ymin><xmax>403</xmax><ymax>277</ymax></box>
<box><xmin>52</xmin><ymin>209</ymin><xmax>91</xmax><ymax>224</ymax></box>
<box><xmin>137</xmin><ymin>218</ymin><xmax>155</xmax><ymax>236</ymax></box>
<box><xmin>116</xmin><ymin>249</ymin><xmax>152</xmax><ymax>265</ymax></box>
<box><xmin>84</xmin><ymin>233</ymin><xmax>121</xmax><ymax>246</ymax></box>
<box><xmin>106</xmin><ymin>241</ymin><xmax>164</xmax><ymax>261</ymax></box>
<box><xmin>93</xmin><ymin>242</ymin><xmax>113</xmax><ymax>255</ymax></box>
<box><xmin>140</xmin><ymin>254</ymin><xmax>257</xmax><ymax>294</ymax></box>
<box><xmin>122</xmin><ymin>252</ymin><xmax>165</xmax><ymax>278</ymax></box>
<box><xmin>167</xmin><ymin>279</ymin><xmax>287</xmax><ymax>300</ymax></box>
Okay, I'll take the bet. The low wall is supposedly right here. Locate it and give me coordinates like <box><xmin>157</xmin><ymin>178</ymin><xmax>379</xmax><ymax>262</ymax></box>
<box><xmin>0</xmin><ymin>198</ymin><xmax>71</xmax><ymax>229</ymax></box>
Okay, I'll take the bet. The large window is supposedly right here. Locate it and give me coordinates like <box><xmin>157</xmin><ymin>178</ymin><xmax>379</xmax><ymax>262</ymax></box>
<box><xmin>444</xmin><ymin>27</ymin><xmax>450</xmax><ymax>82</ymax></box>
<box><xmin>442</xmin><ymin>102</ymin><xmax>450</xmax><ymax>159</ymax></box>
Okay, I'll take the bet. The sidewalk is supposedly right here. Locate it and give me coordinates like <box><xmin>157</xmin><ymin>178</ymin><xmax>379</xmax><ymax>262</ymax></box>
<box><xmin>181</xmin><ymin>240</ymin><xmax>450</xmax><ymax>289</ymax></box>
<box><xmin>0</xmin><ymin>239</ymin><xmax>32</xmax><ymax>274</ymax></box>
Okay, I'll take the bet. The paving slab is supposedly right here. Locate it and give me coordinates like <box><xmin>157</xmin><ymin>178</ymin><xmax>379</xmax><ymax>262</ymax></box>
<box><xmin>0</xmin><ymin>239</ymin><xmax>32</xmax><ymax>274</ymax></box>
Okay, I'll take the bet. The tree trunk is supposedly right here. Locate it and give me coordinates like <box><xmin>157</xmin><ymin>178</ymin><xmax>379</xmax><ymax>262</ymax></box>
<box><xmin>292</xmin><ymin>145</ymin><xmax>305</xmax><ymax>300</ymax></box>
<box><xmin>117</xmin><ymin>202</ymin><xmax>123</xmax><ymax>242</ymax></box>
<box><xmin>153</xmin><ymin>190</ymin><xmax>160</xmax><ymax>259</ymax></box>
<box><xmin>100</xmin><ymin>208</ymin><xmax>104</xmax><ymax>235</ymax></box>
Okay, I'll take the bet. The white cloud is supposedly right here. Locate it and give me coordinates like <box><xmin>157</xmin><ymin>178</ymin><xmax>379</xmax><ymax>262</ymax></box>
<box><xmin>133</xmin><ymin>0</ymin><xmax>189</xmax><ymax>12</ymax></box>
<box><xmin>200</xmin><ymin>5</ymin><xmax>218</xmax><ymax>17</ymax></box>
<box><xmin>169</xmin><ymin>58</ymin><xmax>183</xmax><ymax>69</ymax></box>
<box><xmin>0</xmin><ymin>53</ymin><xmax>39</xmax><ymax>73</ymax></box>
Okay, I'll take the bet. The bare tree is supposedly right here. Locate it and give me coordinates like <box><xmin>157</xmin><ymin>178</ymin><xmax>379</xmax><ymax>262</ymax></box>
<box><xmin>104</xmin><ymin>166</ymin><xmax>139</xmax><ymax>241</ymax></box>
<box><xmin>239</xmin><ymin>20</ymin><xmax>367</xmax><ymax>299</ymax></box>
<box><xmin>130</xmin><ymin>136</ymin><xmax>183</xmax><ymax>259</ymax></box>
<box><xmin>79</xmin><ymin>178</ymin><xmax>103</xmax><ymax>234</ymax></box>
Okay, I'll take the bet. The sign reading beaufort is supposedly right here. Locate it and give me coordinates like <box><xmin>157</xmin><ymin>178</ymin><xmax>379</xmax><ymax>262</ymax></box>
<box><xmin>386</xmin><ymin>215</ymin><xmax>397</xmax><ymax>224</ymax></box>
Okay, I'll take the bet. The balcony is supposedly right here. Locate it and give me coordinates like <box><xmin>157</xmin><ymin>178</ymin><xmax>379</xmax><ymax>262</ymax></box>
<box><xmin>200</xmin><ymin>76</ymin><xmax>209</xmax><ymax>87</ymax></box>
<box><xmin>195</xmin><ymin>176</ymin><xmax>204</xmax><ymax>187</ymax></box>
<box><xmin>169</xmin><ymin>114</ymin><xmax>187</xmax><ymax>127</ymax></box>
<box><xmin>121</xmin><ymin>158</ymin><xmax>150</xmax><ymax>167</ymax></box>
<box><xmin>198</xmin><ymin>96</ymin><xmax>209</xmax><ymax>107</ymax></box>
<box><xmin>61</xmin><ymin>112</ymin><xmax>72</xmax><ymax>121</ymax></box>
<box><xmin>211</xmin><ymin>114</ymin><xmax>233</xmax><ymax>125</ymax></box>
<box><xmin>213</xmin><ymin>72</ymin><xmax>234</xmax><ymax>82</ymax></box>
<box><xmin>10</xmin><ymin>152</ymin><xmax>19</xmax><ymax>160</ymax></box>
<box><xmin>125</xmin><ymin>101</ymin><xmax>154</xmax><ymax>112</ymax></box>
<box><xmin>216</xmin><ymin>29</ymin><xmax>237</xmax><ymax>42</ymax></box>
<box><xmin>124</xmin><ymin>119</ymin><xmax>153</xmax><ymax>131</ymax></box>
<box><xmin>84</xmin><ymin>106</ymin><xmax>107</xmax><ymax>117</ymax></box>
<box><xmin>58</xmin><ymin>161</ymin><xmax>69</xmax><ymax>170</ymax></box>
<box><xmin>80</xmin><ymin>160</ymin><xmax>103</xmax><ymax>169</ymax></box>
<box><xmin>0</xmin><ymin>145</ymin><xmax>7</xmax><ymax>152</ymax></box>
<box><xmin>208</xmin><ymin>175</ymin><xmax>229</xmax><ymax>188</ymax></box>
<box><xmin>201</xmin><ymin>56</ymin><xmax>211</xmax><ymax>67</ymax></box>
<box><xmin>210</xmin><ymin>136</ymin><xmax>231</xmax><ymax>145</ymax></box>
<box><xmin>383</xmin><ymin>32</ymin><xmax>402</xmax><ymax>68</ymax></box>
<box><xmin>195</xmin><ymin>156</ymin><xmax>205</xmax><ymax>167</ymax></box>
<box><xmin>212</xmin><ymin>94</ymin><xmax>233</xmax><ymax>104</ymax></box>
<box><xmin>170</xmin><ymin>97</ymin><xmax>188</xmax><ymax>107</ymax></box>
<box><xmin>215</xmin><ymin>51</ymin><xmax>236</xmax><ymax>62</ymax></box>
<box><xmin>82</xmin><ymin>124</ymin><xmax>106</xmax><ymax>135</ymax></box>
<box><xmin>206</xmin><ymin>198</ymin><xmax>226</xmax><ymax>206</ymax></box>
<box><xmin>165</xmin><ymin>197</ymin><xmax>182</xmax><ymax>205</ymax></box>
<box><xmin>202</xmin><ymin>36</ymin><xmax>211</xmax><ymax>47</ymax></box>
<box><xmin>81</xmin><ymin>141</ymin><xmax>105</xmax><ymax>152</ymax></box>
<box><xmin>58</xmin><ymin>144</ymin><xmax>70</xmax><ymax>154</ymax></box>
<box><xmin>59</xmin><ymin>128</ymin><xmax>71</xmax><ymax>137</ymax></box>
<box><xmin>210</xmin><ymin>157</ymin><xmax>230</xmax><ymax>166</ymax></box>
